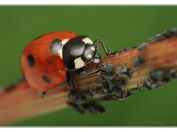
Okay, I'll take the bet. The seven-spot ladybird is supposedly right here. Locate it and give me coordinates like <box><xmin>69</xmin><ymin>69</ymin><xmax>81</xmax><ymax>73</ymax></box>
<box><xmin>21</xmin><ymin>32</ymin><xmax>79</xmax><ymax>91</ymax></box>
<box><xmin>21</xmin><ymin>31</ymin><xmax>110</xmax><ymax>90</ymax></box>
<box><xmin>18</xmin><ymin>28</ymin><xmax>177</xmax><ymax>113</ymax></box>
<box><xmin>21</xmin><ymin>31</ymin><xmax>110</xmax><ymax>113</ymax></box>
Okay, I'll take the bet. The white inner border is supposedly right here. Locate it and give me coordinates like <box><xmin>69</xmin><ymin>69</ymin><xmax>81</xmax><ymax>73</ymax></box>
<box><xmin>0</xmin><ymin>0</ymin><xmax>177</xmax><ymax>5</ymax></box>
<box><xmin>1</xmin><ymin>0</ymin><xmax>177</xmax><ymax>131</ymax></box>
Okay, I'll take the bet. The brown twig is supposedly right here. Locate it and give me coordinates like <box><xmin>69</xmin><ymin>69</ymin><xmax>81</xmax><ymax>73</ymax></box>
<box><xmin>0</xmin><ymin>82</ymin><xmax>68</xmax><ymax>125</ymax></box>
<box><xmin>1</xmin><ymin>29</ymin><xmax>177</xmax><ymax>125</ymax></box>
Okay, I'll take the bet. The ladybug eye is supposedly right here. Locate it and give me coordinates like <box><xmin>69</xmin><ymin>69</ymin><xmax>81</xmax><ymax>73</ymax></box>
<box><xmin>50</xmin><ymin>39</ymin><xmax>63</xmax><ymax>53</ymax></box>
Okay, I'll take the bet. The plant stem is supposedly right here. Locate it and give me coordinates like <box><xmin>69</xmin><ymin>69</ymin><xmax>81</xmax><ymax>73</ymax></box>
<box><xmin>1</xmin><ymin>33</ymin><xmax>177</xmax><ymax>125</ymax></box>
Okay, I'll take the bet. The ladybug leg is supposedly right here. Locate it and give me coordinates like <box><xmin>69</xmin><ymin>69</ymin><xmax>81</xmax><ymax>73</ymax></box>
<box><xmin>76</xmin><ymin>67</ymin><xmax>86</xmax><ymax>75</ymax></box>
<box><xmin>77</xmin><ymin>66</ymin><xmax>100</xmax><ymax>77</ymax></box>
<box><xmin>41</xmin><ymin>91</ymin><xmax>47</xmax><ymax>98</ymax></box>
<box><xmin>66</xmin><ymin>71</ymin><xmax>76</xmax><ymax>88</ymax></box>
<box><xmin>80</xmin><ymin>69</ymin><xmax>100</xmax><ymax>76</ymax></box>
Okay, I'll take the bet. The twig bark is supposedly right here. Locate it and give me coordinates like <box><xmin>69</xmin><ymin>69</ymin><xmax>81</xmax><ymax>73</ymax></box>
<box><xmin>0</xmin><ymin>82</ymin><xmax>68</xmax><ymax>125</ymax></box>
<box><xmin>1</xmin><ymin>29</ymin><xmax>177</xmax><ymax>125</ymax></box>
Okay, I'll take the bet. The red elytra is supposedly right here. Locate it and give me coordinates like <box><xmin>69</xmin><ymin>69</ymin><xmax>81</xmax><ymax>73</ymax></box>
<box><xmin>21</xmin><ymin>31</ymin><xmax>78</xmax><ymax>91</ymax></box>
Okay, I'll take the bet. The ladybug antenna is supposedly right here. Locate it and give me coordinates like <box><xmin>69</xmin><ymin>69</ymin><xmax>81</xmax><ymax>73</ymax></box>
<box><xmin>93</xmin><ymin>37</ymin><xmax>100</xmax><ymax>47</ymax></box>
<box><xmin>94</xmin><ymin>37</ymin><xmax>110</xmax><ymax>56</ymax></box>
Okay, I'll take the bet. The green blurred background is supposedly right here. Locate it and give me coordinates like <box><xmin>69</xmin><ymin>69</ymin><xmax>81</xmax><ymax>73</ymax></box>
<box><xmin>1</xmin><ymin>6</ymin><xmax>177</xmax><ymax>126</ymax></box>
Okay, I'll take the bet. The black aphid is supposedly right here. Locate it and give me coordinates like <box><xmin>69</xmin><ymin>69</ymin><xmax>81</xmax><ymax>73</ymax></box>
<box><xmin>134</xmin><ymin>55</ymin><xmax>145</xmax><ymax>67</ymax></box>
<box><xmin>116</xmin><ymin>66</ymin><xmax>133</xmax><ymax>78</ymax></box>
<box><xmin>144</xmin><ymin>69</ymin><xmax>177</xmax><ymax>89</ymax></box>
<box><xmin>103</xmin><ymin>63</ymin><xmax>115</xmax><ymax>73</ymax></box>
<box><xmin>137</xmin><ymin>43</ymin><xmax>147</xmax><ymax>51</ymax></box>
<box><xmin>147</xmin><ymin>28</ymin><xmax>177</xmax><ymax>44</ymax></box>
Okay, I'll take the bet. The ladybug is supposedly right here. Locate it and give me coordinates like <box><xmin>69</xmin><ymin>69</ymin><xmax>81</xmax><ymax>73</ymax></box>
<box><xmin>21</xmin><ymin>32</ymin><xmax>77</xmax><ymax>90</ymax></box>
<box><xmin>21</xmin><ymin>31</ymin><xmax>110</xmax><ymax>113</ymax></box>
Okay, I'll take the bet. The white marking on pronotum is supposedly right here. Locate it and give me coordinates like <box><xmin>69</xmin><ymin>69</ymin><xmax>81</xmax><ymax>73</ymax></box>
<box><xmin>74</xmin><ymin>57</ymin><xmax>85</xmax><ymax>69</ymax></box>
<box><xmin>57</xmin><ymin>39</ymin><xmax>69</xmax><ymax>59</ymax></box>
<box><xmin>82</xmin><ymin>37</ymin><xmax>93</xmax><ymax>44</ymax></box>
<box><xmin>61</xmin><ymin>39</ymin><xmax>69</xmax><ymax>45</ymax></box>
<box><xmin>58</xmin><ymin>49</ymin><xmax>63</xmax><ymax>59</ymax></box>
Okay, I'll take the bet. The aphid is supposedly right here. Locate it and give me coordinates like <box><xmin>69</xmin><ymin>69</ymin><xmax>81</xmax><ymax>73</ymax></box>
<box><xmin>112</xmin><ymin>78</ymin><xmax>126</xmax><ymax>88</ymax></box>
<box><xmin>116</xmin><ymin>66</ymin><xmax>133</xmax><ymax>78</ymax></box>
<box><xmin>21</xmin><ymin>31</ymin><xmax>110</xmax><ymax>113</ymax></box>
<box><xmin>169</xmin><ymin>68</ymin><xmax>177</xmax><ymax>78</ymax></box>
<box><xmin>147</xmin><ymin>28</ymin><xmax>177</xmax><ymax>44</ymax></box>
<box><xmin>102</xmin><ymin>89</ymin><xmax>131</xmax><ymax>101</ymax></box>
<box><xmin>136</xmin><ymin>43</ymin><xmax>147</xmax><ymax>51</ymax></box>
<box><xmin>148</xmin><ymin>34</ymin><xmax>165</xmax><ymax>43</ymax></box>
<box><xmin>103</xmin><ymin>63</ymin><xmax>115</xmax><ymax>74</ymax></box>
<box><xmin>151</xmin><ymin>69</ymin><xmax>167</xmax><ymax>81</ymax></box>
<box><xmin>144</xmin><ymin>69</ymin><xmax>176</xmax><ymax>89</ymax></box>
<box><xmin>145</xmin><ymin>79</ymin><xmax>159</xmax><ymax>89</ymax></box>
<box><xmin>102</xmin><ymin>94</ymin><xmax>121</xmax><ymax>101</ymax></box>
<box><xmin>97</xmin><ymin>64</ymin><xmax>129</xmax><ymax>101</ymax></box>
<box><xmin>68</xmin><ymin>90</ymin><xmax>105</xmax><ymax>114</ymax></box>
<box><xmin>101</xmin><ymin>65</ymin><xmax>115</xmax><ymax>82</ymax></box>
<box><xmin>133</xmin><ymin>55</ymin><xmax>145</xmax><ymax>67</ymax></box>
<box><xmin>94</xmin><ymin>86</ymin><xmax>110</xmax><ymax>95</ymax></box>
<box><xmin>111</xmin><ymin>48</ymin><xmax>129</xmax><ymax>56</ymax></box>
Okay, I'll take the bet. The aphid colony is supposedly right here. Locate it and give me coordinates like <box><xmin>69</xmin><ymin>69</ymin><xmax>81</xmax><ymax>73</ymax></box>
<box><xmin>17</xmin><ymin>28</ymin><xmax>177</xmax><ymax>114</ymax></box>
<box><xmin>68</xmin><ymin>63</ymin><xmax>133</xmax><ymax>113</ymax></box>
<box><xmin>145</xmin><ymin>69</ymin><xmax>177</xmax><ymax>89</ymax></box>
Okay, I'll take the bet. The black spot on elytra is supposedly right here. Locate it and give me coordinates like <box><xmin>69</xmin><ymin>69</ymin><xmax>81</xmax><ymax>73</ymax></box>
<box><xmin>27</xmin><ymin>54</ymin><xmax>35</xmax><ymax>67</ymax></box>
<box><xmin>50</xmin><ymin>39</ymin><xmax>63</xmax><ymax>53</ymax></box>
<box><xmin>42</xmin><ymin>75</ymin><xmax>51</xmax><ymax>84</ymax></box>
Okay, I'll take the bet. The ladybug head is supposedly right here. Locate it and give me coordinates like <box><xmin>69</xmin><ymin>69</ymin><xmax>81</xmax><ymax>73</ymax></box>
<box><xmin>64</xmin><ymin>35</ymin><xmax>101</xmax><ymax>70</ymax></box>
<box><xmin>50</xmin><ymin>35</ymin><xmax>101</xmax><ymax>71</ymax></box>
<box><xmin>82</xmin><ymin>43</ymin><xmax>101</xmax><ymax>64</ymax></box>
